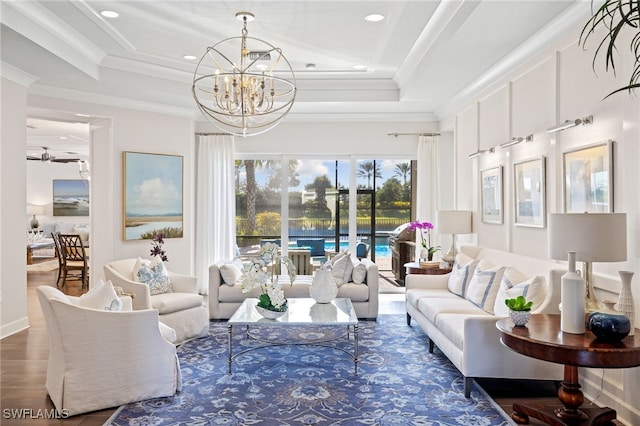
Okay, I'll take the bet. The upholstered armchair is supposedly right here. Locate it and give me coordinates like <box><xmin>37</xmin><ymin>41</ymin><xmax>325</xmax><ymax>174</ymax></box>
<box><xmin>36</xmin><ymin>285</ymin><xmax>181</xmax><ymax>416</ymax></box>
<box><xmin>103</xmin><ymin>258</ymin><xmax>209</xmax><ymax>344</ymax></box>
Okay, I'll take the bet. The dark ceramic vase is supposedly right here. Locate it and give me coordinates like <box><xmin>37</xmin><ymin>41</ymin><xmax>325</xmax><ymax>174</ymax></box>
<box><xmin>588</xmin><ymin>312</ymin><xmax>631</xmax><ymax>342</ymax></box>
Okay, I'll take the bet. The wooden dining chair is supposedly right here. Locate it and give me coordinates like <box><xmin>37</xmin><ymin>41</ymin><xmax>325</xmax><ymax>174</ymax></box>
<box><xmin>57</xmin><ymin>233</ymin><xmax>89</xmax><ymax>291</ymax></box>
<box><xmin>51</xmin><ymin>232</ymin><xmax>65</xmax><ymax>288</ymax></box>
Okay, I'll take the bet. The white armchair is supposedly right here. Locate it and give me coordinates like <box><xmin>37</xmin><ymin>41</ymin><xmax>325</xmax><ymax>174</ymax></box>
<box><xmin>104</xmin><ymin>258</ymin><xmax>209</xmax><ymax>344</ymax></box>
<box><xmin>36</xmin><ymin>285</ymin><xmax>181</xmax><ymax>416</ymax></box>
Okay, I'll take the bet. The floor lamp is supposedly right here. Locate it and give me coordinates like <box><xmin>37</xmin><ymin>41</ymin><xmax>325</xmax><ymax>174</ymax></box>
<box><xmin>436</xmin><ymin>210</ymin><xmax>472</xmax><ymax>267</ymax></box>
<box><xmin>548</xmin><ymin>213</ymin><xmax>627</xmax><ymax>312</ymax></box>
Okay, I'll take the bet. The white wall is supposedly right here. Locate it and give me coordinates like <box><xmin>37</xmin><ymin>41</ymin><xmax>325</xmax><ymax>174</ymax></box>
<box><xmin>446</xmin><ymin>26</ymin><xmax>640</xmax><ymax>425</ymax></box>
<box><xmin>1</xmin><ymin>77</ymin><xmax>29</xmax><ymax>338</ymax></box>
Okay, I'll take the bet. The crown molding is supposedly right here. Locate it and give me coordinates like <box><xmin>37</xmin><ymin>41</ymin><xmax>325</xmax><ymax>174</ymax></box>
<box><xmin>0</xmin><ymin>62</ymin><xmax>38</xmax><ymax>87</ymax></box>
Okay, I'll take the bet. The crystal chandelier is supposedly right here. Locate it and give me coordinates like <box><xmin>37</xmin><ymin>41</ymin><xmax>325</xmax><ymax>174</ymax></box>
<box><xmin>192</xmin><ymin>12</ymin><xmax>296</xmax><ymax>137</ymax></box>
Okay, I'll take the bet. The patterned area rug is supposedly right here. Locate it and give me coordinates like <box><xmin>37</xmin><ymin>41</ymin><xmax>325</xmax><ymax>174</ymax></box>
<box><xmin>109</xmin><ymin>315</ymin><xmax>509</xmax><ymax>425</ymax></box>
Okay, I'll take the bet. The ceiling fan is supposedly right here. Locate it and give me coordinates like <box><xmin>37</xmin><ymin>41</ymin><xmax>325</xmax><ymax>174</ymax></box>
<box><xmin>26</xmin><ymin>146</ymin><xmax>80</xmax><ymax>163</ymax></box>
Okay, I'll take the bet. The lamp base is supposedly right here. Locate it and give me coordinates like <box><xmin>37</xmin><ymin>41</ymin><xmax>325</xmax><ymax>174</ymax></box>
<box><xmin>442</xmin><ymin>235</ymin><xmax>457</xmax><ymax>267</ymax></box>
<box><xmin>30</xmin><ymin>215</ymin><xmax>39</xmax><ymax>229</ymax></box>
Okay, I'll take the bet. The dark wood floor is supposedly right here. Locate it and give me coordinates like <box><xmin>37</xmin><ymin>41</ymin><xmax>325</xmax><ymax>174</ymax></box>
<box><xmin>2</xmin><ymin>261</ymin><xmax>619</xmax><ymax>426</ymax></box>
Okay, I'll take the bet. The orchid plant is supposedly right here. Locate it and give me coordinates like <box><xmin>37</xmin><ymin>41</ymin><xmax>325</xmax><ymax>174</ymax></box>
<box><xmin>240</xmin><ymin>242</ymin><xmax>297</xmax><ymax>312</ymax></box>
<box><xmin>150</xmin><ymin>233</ymin><xmax>168</xmax><ymax>262</ymax></box>
<box><xmin>408</xmin><ymin>220</ymin><xmax>440</xmax><ymax>258</ymax></box>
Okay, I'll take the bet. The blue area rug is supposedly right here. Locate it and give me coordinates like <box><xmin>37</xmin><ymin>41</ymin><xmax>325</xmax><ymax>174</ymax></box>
<box><xmin>109</xmin><ymin>315</ymin><xmax>509</xmax><ymax>425</ymax></box>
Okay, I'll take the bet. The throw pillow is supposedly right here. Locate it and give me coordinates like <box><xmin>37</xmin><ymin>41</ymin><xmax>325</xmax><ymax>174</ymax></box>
<box><xmin>330</xmin><ymin>250</ymin><xmax>349</xmax><ymax>265</ymax></box>
<box><xmin>351</xmin><ymin>259</ymin><xmax>367</xmax><ymax>284</ymax></box>
<box><xmin>332</xmin><ymin>254</ymin><xmax>354</xmax><ymax>286</ymax></box>
<box><xmin>447</xmin><ymin>253</ymin><xmax>479</xmax><ymax>297</ymax></box>
<box><xmin>493</xmin><ymin>267</ymin><xmax>547</xmax><ymax>316</ymax></box>
<box><xmin>77</xmin><ymin>279</ymin><xmax>123</xmax><ymax>311</ymax></box>
<box><xmin>135</xmin><ymin>257</ymin><xmax>173</xmax><ymax>295</ymax></box>
<box><xmin>220</xmin><ymin>259</ymin><xmax>243</xmax><ymax>285</ymax></box>
<box><xmin>72</xmin><ymin>225</ymin><xmax>90</xmax><ymax>242</ymax></box>
<box><xmin>465</xmin><ymin>259</ymin><xmax>506</xmax><ymax>314</ymax></box>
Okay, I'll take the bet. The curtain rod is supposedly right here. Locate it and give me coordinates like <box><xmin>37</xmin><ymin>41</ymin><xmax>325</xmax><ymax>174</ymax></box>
<box><xmin>387</xmin><ymin>132</ymin><xmax>441</xmax><ymax>137</ymax></box>
<box><xmin>195</xmin><ymin>132</ymin><xmax>232</xmax><ymax>136</ymax></box>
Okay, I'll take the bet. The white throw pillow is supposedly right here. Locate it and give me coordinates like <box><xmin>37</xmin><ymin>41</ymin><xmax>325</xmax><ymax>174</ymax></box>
<box><xmin>56</xmin><ymin>222</ymin><xmax>75</xmax><ymax>234</ymax></box>
<box><xmin>465</xmin><ymin>259</ymin><xmax>506</xmax><ymax>314</ymax></box>
<box><xmin>330</xmin><ymin>250</ymin><xmax>349</xmax><ymax>265</ymax></box>
<box><xmin>220</xmin><ymin>259</ymin><xmax>243</xmax><ymax>285</ymax></box>
<box><xmin>134</xmin><ymin>257</ymin><xmax>172</xmax><ymax>295</ymax></box>
<box><xmin>332</xmin><ymin>254</ymin><xmax>354</xmax><ymax>286</ymax></box>
<box><xmin>447</xmin><ymin>253</ymin><xmax>479</xmax><ymax>297</ymax></box>
<box><xmin>72</xmin><ymin>225</ymin><xmax>90</xmax><ymax>242</ymax></box>
<box><xmin>493</xmin><ymin>267</ymin><xmax>547</xmax><ymax>316</ymax></box>
<box><xmin>351</xmin><ymin>259</ymin><xmax>367</xmax><ymax>284</ymax></box>
<box><xmin>77</xmin><ymin>279</ymin><xmax>123</xmax><ymax>311</ymax></box>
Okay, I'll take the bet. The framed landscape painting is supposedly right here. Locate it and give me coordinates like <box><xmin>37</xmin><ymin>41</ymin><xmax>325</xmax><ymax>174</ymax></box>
<box><xmin>480</xmin><ymin>166</ymin><xmax>503</xmax><ymax>224</ymax></box>
<box><xmin>53</xmin><ymin>179</ymin><xmax>89</xmax><ymax>216</ymax></box>
<box><xmin>123</xmin><ymin>151</ymin><xmax>184</xmax><ymax>240</ymax></box>
<box><xmin>514</xmin><ymin>157</ymin><xmax>545</xmax><ymax>228</ymax></box>
<box><xmin>563</xmin><ymin>141</ymin><xmax>613</xmax><ymax>213</ymax></box>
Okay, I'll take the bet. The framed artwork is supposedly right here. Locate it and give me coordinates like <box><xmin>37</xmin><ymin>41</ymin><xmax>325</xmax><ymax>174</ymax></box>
<box><xmin>514</xmin><ymin>157</ymin><xmax>546</xmax><ymax>228</ymax></box>
<box><xmin>53</xmin><ymin>179</ymin><xmax>89</xmax><ymax>216</ymax></box>
<box><xmin>481</xmin><ymin>166</ymin><xmax>503</xmax><ymax>224</ymax></box>
<box><xmin>563</xmin><ymin>141</ymin><xmax>613</xmax><ymax>213</ymax></box>
<box><xmin>123</xmin><ymin>151</ymin><xmax>184</xmax><ymax>240</ymax></box>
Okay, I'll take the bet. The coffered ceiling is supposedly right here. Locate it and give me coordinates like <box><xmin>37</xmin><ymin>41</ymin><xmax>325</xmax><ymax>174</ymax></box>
<box><xmin>2</xmin><ymin>0</ymin><xmax>591</xmax><ymax>150</ymax></box>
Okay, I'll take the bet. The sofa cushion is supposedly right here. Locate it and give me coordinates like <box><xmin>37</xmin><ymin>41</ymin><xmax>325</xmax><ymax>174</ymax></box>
<box><xmin>406</xmin><ymin>288</ymin><xmax>460</xmax><ymax>310</ymax></box>
<box><xmin>219</xmin><ymin>259</ymin><xmax>244</xmax><ymax>285</ymax></box>
<box><xmin>417</xmin><ymin>296</ymin><xmax>487</xmax><ymax>324</ymax></box>
<box><xmin>151</xmin><ymin>292</ymin><xmax>203</xmax><ymax>315</ymax></box>
<box><xmin>351</xmin><ymin>259</ymin><xmax>367</xmax><ymax>284</ymax></box>
<box><xmin>447</xmin><ymin>253</ymin><xmax>479</xmax><ymax>297</ymax></box>
<box><xmin>434</xmin><ymin>313</ymin><xmax>471</xmax><ymax>351</ymax></box>
<box><xmin>336</xmin><ymin>282</ymin><xmax>369</xmax><ymax>302</ymax></box>
<box><xmin>465</xmin><ymin>260</ymin><xmax>505</xmax><ymax>314</ymax></box>
<box><xmin>77</xmin><ymin>279</ymin><xmax>123</xmax><ymax>312</ymax></box>
<box><xmin>493</xmin><ymin>267</ymin><xmax>547</xmax><ymax>316</ymax></box>
<box><xmin>332</xmin><ymin>255</ymin><xmax>354</xmax><ymax>285</ymax></box>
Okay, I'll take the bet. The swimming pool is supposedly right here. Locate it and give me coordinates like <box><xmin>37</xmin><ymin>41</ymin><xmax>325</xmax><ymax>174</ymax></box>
<box><xmin>324</xmin><ymin>240</ymin><xmax>391</xmax><ymax>257</ymax></box>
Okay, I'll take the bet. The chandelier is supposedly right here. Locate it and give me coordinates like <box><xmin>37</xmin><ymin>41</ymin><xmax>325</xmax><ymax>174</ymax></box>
<box><xmin>192</xmin><ymin>12</ymin><xmax>296</xmax><ymax>137</ymax></box>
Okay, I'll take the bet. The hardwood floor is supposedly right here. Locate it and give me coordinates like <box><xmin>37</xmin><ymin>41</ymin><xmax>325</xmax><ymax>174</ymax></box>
<box><xmin>2</xmin><ymin>263</ymin><xmax>620</xmax><ymax>426</ymax></box>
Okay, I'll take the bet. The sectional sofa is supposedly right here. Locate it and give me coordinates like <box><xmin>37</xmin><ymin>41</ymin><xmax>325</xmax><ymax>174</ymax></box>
<box><xmin>405</xmin><ymin>245</ymin><xmax>565</xmax><ymax>397</ymax></box>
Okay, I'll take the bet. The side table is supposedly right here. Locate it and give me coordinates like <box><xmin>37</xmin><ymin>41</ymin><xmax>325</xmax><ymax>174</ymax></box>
<box><xmin>404</xmin><ymin>262</ymin><xmax>451</xmax><ymax>276</ymax></box>
<box><xmin>497</xmin><ymin>314</ymin><xmax>640</xmax><ymax>426</ymax></box>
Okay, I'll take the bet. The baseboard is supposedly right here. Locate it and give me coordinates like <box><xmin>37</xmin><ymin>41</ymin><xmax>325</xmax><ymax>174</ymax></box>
<box><xmin>582</xmin><ymin>369</ymin><xmax>640</xmax><ymax>426</ymax></box>
<box><xmin>1</xmin><ymin>316</ymin><xmax>29</xmax><ymax>339</ymax></box>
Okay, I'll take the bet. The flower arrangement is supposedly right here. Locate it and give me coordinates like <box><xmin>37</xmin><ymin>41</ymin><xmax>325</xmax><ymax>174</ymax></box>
<box><xmin>240</xmin><ymin>242</ymin><xmax>296</xmax><ymax>312</ymax></box>
<box><xmin>150</xmin><ymin>233</ymin><xmax>168</xmax><ymax>262</ymax></box>
<box><xmin>408</xmin><ymin>220</ymin><xmax>440</xmax><ymax>259</ymax></box>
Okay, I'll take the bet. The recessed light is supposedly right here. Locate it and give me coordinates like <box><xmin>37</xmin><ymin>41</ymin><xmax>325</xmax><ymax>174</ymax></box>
<box><xmin>365</xmin><ymin>13</ymin><xmax>385</xmax><ymax>22</ymax></box>
<box><xmin>183</xmin><ymin>55</ymin><xmax>197</xmax><ymax>61</ymax></box>
<box><xmin>306</xmin><ymin>63</ymin><xmax>316</xmax><ymax>70</ymax></box>
<box><xmin>352</xmin><ymin>64</ymin><xmax>366</xmax><ymax>70</ymax></box>
<box><xmin>100</xmin><ymin>10</ymin><xmax>119</xmax><ymax>18</ymax></box>
<box><xmin>59</xmin><ymin>136</ymin><xmax>68</xmax><ymax>140</ymax></box>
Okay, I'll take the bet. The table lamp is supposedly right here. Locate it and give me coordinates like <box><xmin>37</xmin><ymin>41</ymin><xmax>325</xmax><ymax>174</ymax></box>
<box><xmin>27</xmin><ymin>204</ymin><xmax>44</xmax><ymax>229</ymax></box>
<box><xmin>436</xmin><ymin>210</ymin><xmax>472</xmax><ymax>266</ymax></box>
<box><xmin>548</xmin><ymin>213</ymin><xmax>627</xmax><ymax>312</ymax></box>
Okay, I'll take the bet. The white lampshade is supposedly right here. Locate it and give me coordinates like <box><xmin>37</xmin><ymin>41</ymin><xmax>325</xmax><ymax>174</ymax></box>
<box><xmin>436</xmin><ymin>210</ymin><xmax>472</xmax><ymax>234</ymax></box>
<box><xmin>27</xmin><ymin>204</ymin><xmax>44</xmax><ymax>216</ymax></box>
<box><xmin>548</xmin><ymin>213</ymin><xmax>627</xmax><ymax>262</ymax></box>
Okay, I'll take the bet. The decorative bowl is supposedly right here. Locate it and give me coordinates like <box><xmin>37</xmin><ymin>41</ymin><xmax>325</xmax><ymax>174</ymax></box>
<box><xmin>255</xmin><ymin>305</ymin><xmax>287</xmax><ymax>320</ymax></box>
<box><xmin>509</xmin><ymin>310</ymin><xmax>531</xmax><ymax>327</ymax></box>
<box><xmin>588</xmin><ymin>312</ymin><xmax>630</xmax><ymax>342</ymax></box>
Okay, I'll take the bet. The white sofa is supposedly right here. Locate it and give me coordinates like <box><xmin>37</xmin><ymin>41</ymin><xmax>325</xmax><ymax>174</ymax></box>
<box><xmin>209</xmin><ymin>257</ymin><xmax>379</xmax><ymax>320</ymax></box>
<box><xmin>405</xmin><ymin>245</ymin><xmax>565</xmax><ymax>397</ymax></box>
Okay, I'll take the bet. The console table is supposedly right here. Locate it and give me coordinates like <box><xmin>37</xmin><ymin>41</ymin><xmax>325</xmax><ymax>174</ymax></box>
<box><xmin>497</xmin><ymin>314</ymin><xmax>640</xmax><ymax>426</ymax></box>
<box><xmin>404</xmin><ymin>262</ymin><xmax>451</xmax><ymax>276</ymax></box>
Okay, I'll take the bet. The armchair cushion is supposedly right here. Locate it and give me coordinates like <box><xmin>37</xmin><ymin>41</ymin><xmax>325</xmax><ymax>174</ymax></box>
<box><xmin>134</xmin><ymin>257</ymin><xmax>173</xmax><ymax>295</ymax></box>
<box><xmin>152</xmin><ymin>292</ymin><xmax>203</xmax><ymax>315</ymax></box>
<box><xmin>77</xmin><ymin>279</ymin><xmax>123</xmax><ymax>312</ymax></box>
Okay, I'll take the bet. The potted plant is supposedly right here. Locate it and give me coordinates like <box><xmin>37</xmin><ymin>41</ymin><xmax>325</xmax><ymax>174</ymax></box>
<box><xmin>505</xmin><ymin>296</ymin><xmax>533</xmax><ymax>326</ymax></box>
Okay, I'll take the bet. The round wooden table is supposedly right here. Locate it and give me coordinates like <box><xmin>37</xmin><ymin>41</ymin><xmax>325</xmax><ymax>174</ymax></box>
<box><xmin>497</xmin><ymin>314</ymin><xmax>640</xmax><ymax>425</ymax></box>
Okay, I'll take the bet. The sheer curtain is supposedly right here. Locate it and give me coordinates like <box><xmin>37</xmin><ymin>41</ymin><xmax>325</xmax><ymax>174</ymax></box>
<box><xmin>415</xmin><ymin>134</ymin><xmax>439</xmax><ymax>259</ymax></box>
<box><xmin>195</xmin><ymin>134</ymin><xmax>236</xmax><ymax>295</ymax></box>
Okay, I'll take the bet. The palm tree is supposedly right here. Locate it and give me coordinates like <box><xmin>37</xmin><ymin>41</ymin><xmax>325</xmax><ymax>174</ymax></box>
<box><xmin>393</xmin><ymin>162</ymin><xmax>411</xmax><ymax>186</ymax></box>
<box><xmin>236</xmin><ymin>160</ymin><xmax>276</xmax><ymax>231</ymax></box>
<box><xmin>357</xmin><ymin>161</ymin><xmax>382</xmax><ymax>188</ymax></box>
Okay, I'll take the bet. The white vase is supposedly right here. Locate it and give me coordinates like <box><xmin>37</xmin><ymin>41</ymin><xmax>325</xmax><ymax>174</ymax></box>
<box><xmin>420</xmin><ymin>247</ymin><xmax>429</xmax><ymax>260</ymax></box>
<box><xmin>615</xmin><ymin>271</ymin><xmax>635</xmax><ymax>336</ymax></box>
<box><xmin>561</xmin><ymin>251</ymin><xmax>586</xmax><ymax>334</ymax></box>
<box><xmin>310</xmin><ymin>269</ymin><xmax>338</xmax><ymax>303</ymax></box>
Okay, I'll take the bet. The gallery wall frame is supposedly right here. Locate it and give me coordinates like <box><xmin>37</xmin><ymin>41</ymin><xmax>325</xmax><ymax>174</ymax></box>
<box><xmin>562</xmin><ymin>140</ymin><xmax>613</xmax><ymax>213</ymax></box>
<box><xmin>513</xmin><ymin>157</ymin><xmax>546</xmax><ymax>228</ymax></box>
<box><xmin>123</xmin><ymin>151</ymin><xmax>184</xmax><ymax>241</ymax></box>
<box><xmin>480</xmin><ymin>166</ymin><xmax>503</xmax><ymax>224</ymax></box>
<box><xmin>53</xmin><ymin>179</ymin><xmax>90</xmax><ymax>217</ymax></box>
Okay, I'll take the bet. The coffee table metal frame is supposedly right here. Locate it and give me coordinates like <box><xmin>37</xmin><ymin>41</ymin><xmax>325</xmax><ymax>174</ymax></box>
<box><xmin>227</xmin><ymin>298</ymin><xmax>359</xmax><ymax>375</ymax></box>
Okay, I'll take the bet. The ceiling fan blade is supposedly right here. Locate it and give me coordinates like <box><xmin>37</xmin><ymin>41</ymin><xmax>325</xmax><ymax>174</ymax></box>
<box><xmin>26</xmin><ymin>155</ymin><xmax>41</xmax><ymax>160</ymax></box>
<box><xmin>51</xmin><ymin>158</ymin><xmax>80</xmax><ymax>163</ymax></box>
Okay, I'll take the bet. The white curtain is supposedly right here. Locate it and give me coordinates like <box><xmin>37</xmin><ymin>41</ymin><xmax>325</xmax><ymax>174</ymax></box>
<box><xmin>415</xmin><ymin>134</ymin><xmax>439</xmax><ymax>258</ymax></box>
<box><xmin>195</xmin><ymin>134</ymin><xmax>236</xmax><ymax>295</ymax></box>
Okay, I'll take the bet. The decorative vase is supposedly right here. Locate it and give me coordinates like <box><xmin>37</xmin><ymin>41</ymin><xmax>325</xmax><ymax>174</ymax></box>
<box><xmin>588</xmin><ymin>311</ymin><xmax>631</xmax><ymax>342</ymax></box>
<box><xmin>255</xmin><ymin>305</ymin><xmax>287</xmax><ymax>320</ymax></box>
<box><xmin>561</xmin><ymin>251</ymin><xmax>586</xmax><ymax>334</ymax></box>
<box><xmin>310</xmin><ymin>269</ymin><xmax>338</xmax><ymax>303</ymax></box>
<box><xmin>615</xmin><ymin>271</ymin><xmax>635</xmax><ymax>336</ymax></box>
<box><xmin>509</xmin><ymin>310</ymin><xmax>531</xmax><ymax>327</ymax></box>
<box><xmin>419</xmin><ymin>247</ymin><xmax>429</xmax><ymax>260</ymax></box>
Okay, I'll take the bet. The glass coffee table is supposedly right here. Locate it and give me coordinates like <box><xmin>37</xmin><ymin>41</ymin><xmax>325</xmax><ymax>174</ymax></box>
<box><xmin>227</xmin><ymin>298</ymin><xmax>360</xmax><ymax>375</ymax></box>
